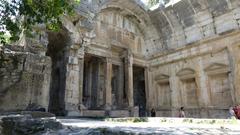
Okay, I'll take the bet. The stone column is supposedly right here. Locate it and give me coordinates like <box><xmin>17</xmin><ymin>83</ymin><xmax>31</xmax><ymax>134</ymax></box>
<box><xmin>169</xmin><ymin>65</ymin><xmax>181</xmax><ymax>117</ymax></box>
<box><xmin>105</xmin><ymin>58</ymin><xmax>112</xmax><ymax>110</ymax></box>
<box><xmin>196</xmin><ymin>58</ymin><xmax>210</xmax><ymax>106</ymax></box>
<box><xmin>125</xmin><ymin>52</ymin><xmax>134</xmax><ymax>108</ymax></box>
<box><xmin>118</xmin><ymin>64</ymin><xmax>124</xmax><ymax>107</ymax></box>
<box><xmin>78</xmin><ymin>58</ymin><xmax>84</xmax><ymax>105</ymax></box>
<box><xmin>195</xmin><ymin>57</ymin><xmax>211</xmax><ymax>117</ymax></box>
<box><xmin>144</xmin><ymin>67</ymin><xmax>151</xmax><ymax>111</ymax></box>
<box><xmin>64</xmin><ymin>47</ymin><xmax>80</xmax><ymax>116</ymax></box>
<box><xmin>227</xmin><ymin>45</ymin><xmax>240</xmax><ymax>104</ymax></box>
<box><xmin>77</xmin><ymin>48</ymin><xmax>85</xmax><ymax>112</ymax></box>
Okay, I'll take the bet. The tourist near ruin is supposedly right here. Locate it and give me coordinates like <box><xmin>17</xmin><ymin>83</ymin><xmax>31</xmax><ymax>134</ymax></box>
<box><xmin>0</xmin><ymin>0</ymin><xmax>240</xmax><ymax>134</ymax></box>
<box><xmin>1</xmin><ymin>0</ymin><xmax>240</xmax><ymax>118</ymax></box>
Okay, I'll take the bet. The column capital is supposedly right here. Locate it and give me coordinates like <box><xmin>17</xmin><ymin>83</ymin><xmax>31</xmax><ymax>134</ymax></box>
<box><xmin>106</xmin><ymin>57</ymin><xmax>112</xmax><ymax>63</ymax></box>
<box><xmin>77</xmin><ymin>47</ymin><xmax>85</xmax><ymax>59</ymax></box>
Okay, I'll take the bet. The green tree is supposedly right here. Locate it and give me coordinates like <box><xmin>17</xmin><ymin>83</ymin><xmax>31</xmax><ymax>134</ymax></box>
<box><xmin>0</xmin><ymin>0</ymin><xmax>80</xmax><ymax>45</ymax></box>
<box><xmin>148</xmin><ymin>0</ymin><xmax>170</xmax><ymax>7</ymax></box>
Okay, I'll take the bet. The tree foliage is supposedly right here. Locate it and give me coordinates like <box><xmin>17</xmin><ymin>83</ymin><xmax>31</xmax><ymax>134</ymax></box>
<box><xmin>0</xmin><ymin>0</ymin><xmax>80</xmax><ymax>45</ymax></box>
<box><xmin>148</xmin><ymin>0</ymin><xmax>170</xmax><ymax>7</ymax></box>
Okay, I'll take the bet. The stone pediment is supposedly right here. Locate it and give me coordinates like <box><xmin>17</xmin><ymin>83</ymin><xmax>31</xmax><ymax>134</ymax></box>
<box><xmin>177</xmin><ymin>68</ymin><xmax>195</xmax><ymax>80</ymax></box>
<box><xmin>155</xmin><ymin>74</ymin><xmax>169</xmax><ymax>83</ymax></box>
<box><xmin>204</xmin><ymin>63</ymin><xmax>228</xmax><ymax>71</ymax></box>
<box><xmin>155</xmin><ymin>74</ymin><xmax>169</xmax><ymax>81</ymax></box>
<box><xmin>204</xmin><ymin>63</ymin><xmax>229</xmax><ymax>75</ymax></box>
<box><xmin>176</xmin><ymin>68</ymin><xmax>195</xmax><ymax>76</ymax></box>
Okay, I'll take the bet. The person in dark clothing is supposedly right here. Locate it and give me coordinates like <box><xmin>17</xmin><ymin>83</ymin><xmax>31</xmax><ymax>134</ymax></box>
<box><xmin>151</xmin><ymin>108</ymin><xmax>156</xmax><ymax>117</ymax></box>
<box><xmin>178</xmin><ymin>107</ymin><xmax>185</xmax><ymax>118</ymax></box>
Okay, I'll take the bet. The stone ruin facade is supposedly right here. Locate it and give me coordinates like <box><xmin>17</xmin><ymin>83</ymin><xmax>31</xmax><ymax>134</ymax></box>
<box><xmin>1</xmin><ymin>0</ymin><xmax>240</xmax><ymax>118</ymax></box>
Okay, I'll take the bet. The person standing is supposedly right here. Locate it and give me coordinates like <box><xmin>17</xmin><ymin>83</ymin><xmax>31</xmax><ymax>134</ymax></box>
<box><xmin>228</xmin><ymin>107</ymin><xmax>236</xmax><ymax>119</ymax></box>
<box><xmin>179</xmin><ymin>107</ymin><xmax>185</xmax><ymax>118</ymax></box>
<box><xmin>151</xmin><ymin>108</ymin><xmax>156</xmax><ymax>117</ymax></box>
<box><xmin>233</xmin><ymin>105</ymin><xmax>240</xmax><ymax>119</ymax></box>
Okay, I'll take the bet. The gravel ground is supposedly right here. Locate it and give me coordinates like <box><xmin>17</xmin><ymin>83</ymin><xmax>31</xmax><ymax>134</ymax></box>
<box><xmin>57</xmin><ymin>118</ymin><xmax>240</xmax><ymax>135</ymax></box>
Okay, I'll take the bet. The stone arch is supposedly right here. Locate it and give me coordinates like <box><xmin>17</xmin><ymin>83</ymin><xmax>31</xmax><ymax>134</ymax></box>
<box><xmin>97</xmin><ymin>1</ymin><xmax>158</xmax><ymax>38</ymax></box>
<box><xmin>149</xmin><ymin>0</ymin><xmax>239</xmax><ymax>53</ymax></box>
<box><xmin>92</xmin><ymin>6</ymin><xmax>150</xmax><ymax>54</ymax></box>
<box><xmin>94</xmin><ymin>1</ymin><xmax>160</xmax><ymax>55</ymax></box>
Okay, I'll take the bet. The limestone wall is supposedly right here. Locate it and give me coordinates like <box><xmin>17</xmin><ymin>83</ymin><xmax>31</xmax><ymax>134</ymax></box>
<box><xmin>75</xmin><ymin>0</ymin><xmax>240</xmax><ymax>118</ymax></box>
<box><xmin>1</xmin><ymin>0</ymin><xmax>240</xmax><ymax>118</ymax></box>
<box><xmin>148</xmin><ymin>31</ymin><xmax>240</xmax><ymax>118</ymax></box>
<box><xmin>149</xmin><ymin>0</ymin><xmax>240</xmax><ymax>56</ymax></box>
<box><xmin>0</xmin><ymin>46</ymin><xmax>51</xmax><ymax>111</ymax></box>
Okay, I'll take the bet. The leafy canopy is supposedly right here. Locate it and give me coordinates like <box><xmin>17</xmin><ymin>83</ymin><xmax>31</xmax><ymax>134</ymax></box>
<box><xmin>147</xmin><ymin>0</ymin><xmax>170</xmax><ymax>7</ymax></box>
<box><xmin>0</xmin><ymin>0</ymin><xmax>80</xmax><ymax>45</ymax></box>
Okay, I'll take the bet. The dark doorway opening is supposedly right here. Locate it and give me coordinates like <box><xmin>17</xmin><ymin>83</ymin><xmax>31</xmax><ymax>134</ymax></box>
<box><xmin>111</xmin><ymin>64</ymin><xmax>127</xmax><ymax>109</ymax></box>
<box><xmin>83</xmin><ymin>54</ymin><xmax>106</xmax><ymax>110</ymax></box>
<box><xmin>112</xmin><ymin>65</ymin><xmax>120</xmax><ymax>109</ymax></box>
<box><xmin>133</xmin><ymin>66</ymin><xmax>146</xmax><ymax>117</ymax></box>
<box><xmin>47</xmin><ymin>29</ymin><xmax>70</xmax><ymax>116</ymax></box>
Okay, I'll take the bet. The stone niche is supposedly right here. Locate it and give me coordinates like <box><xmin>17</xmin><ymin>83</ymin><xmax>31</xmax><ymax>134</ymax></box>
<box><xmin>155</xmin><ymin>74</ymin><xmax>172</xmax><ymax>117</ymax></box>
<box><xmin>177</xmin><ymin>69</ymin><xmax>199</xmax><ymax>108</ymax></box>
<box><xmin>205</xmin><ymin>63</ymin><xmax>233</xmax><ymax>108</ymax></box>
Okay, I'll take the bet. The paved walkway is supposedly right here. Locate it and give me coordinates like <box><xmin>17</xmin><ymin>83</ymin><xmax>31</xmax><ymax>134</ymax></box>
<box><xmin>57</xmin><ymin>118</ymin><xmax>240</xmax><ymax>135</ymax></box>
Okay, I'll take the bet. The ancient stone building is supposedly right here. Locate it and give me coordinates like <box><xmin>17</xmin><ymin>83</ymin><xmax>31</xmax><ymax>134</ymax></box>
<box><xmin>1</xmin><ymin>0</ymin><xmax>240</xmax><ymax>118</ymax></box>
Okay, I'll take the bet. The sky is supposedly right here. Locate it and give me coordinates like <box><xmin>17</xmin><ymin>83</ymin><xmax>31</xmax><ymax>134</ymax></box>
<box><xmin>141</xmin><ymin>0</ymin><xmax>148</xmax><ymax>4</ymax></box>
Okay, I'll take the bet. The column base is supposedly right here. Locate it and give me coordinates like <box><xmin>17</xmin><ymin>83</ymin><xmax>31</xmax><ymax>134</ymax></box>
<box><xmin>129</xmin><ymin>106</ymin><xmax>139</xmax><ymax>117</ymax></box>
<box><xmin>66</xmin><ymin>111</ymin><xmax>81</xmax><ymax>117</ymax></box>
<box><xmin>65</xmin><ymin>103</ymin><xmax>81</xmax><ymax>117</ymax></box>
<box><xmin>105</xmin><ymin>103</ymin><xmax>112</xmax><ymax>111</ymax></box>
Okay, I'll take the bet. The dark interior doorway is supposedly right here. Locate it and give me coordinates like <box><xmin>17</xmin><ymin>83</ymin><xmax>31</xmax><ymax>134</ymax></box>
<box><xmin>111</xmin><ymin>65</ymin><xmax>120</xmax><ymax>109</ymax></box>
<box><xmin>47</xmin><ymin>29</ymin><xmax>70</xmax><ymax>116</ymax></box>
<box><xmin>83</xmin><ymin>54</ymin><xmax>106</xmax><ymax>110</ymax></box>
<box><xmin>133</xmin><ymin>66</ymin><xmax>146</xmax><ymax>117</ymax></box>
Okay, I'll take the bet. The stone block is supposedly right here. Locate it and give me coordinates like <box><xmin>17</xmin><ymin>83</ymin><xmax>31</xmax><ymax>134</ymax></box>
<box><xmin>110</xmin><ymin>110</ymin><xmax>130</xmax><ymax>117</ymax></box>
<box><xmin>184</xmin><ymin>25</ymin><xmax>203</xmax><ymax>44</ymax></box>
<box><xmin>156</xmin><ymin>110</ymin><xmax>172</xmax><ymax>117</ymax></box>
<box><xmin>68</xmin><ymin>56</ymin><xmax>78</xmax><ymax>65</ymax></box>
<box><xmin>82</xmin><ymin>110</ymin><xmax>106</xmax><ymax>117</ymax></box>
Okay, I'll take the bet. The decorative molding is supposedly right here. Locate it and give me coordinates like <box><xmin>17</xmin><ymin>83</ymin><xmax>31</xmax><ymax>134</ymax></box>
<box><xmin>155</xmin><ymin>74</ymin><xmax>170</xmax><ymax>83</ymax></box>
<box><xmin>204</xmin><ymin>63</ymin><xmax>230</xmax><ymax>75</ymax></box>
<box><xmin>177</xmin><ymin>68</ymin><xmax>195</xmax><ymax>76</ymax></box>
<box><xmin>177</xmin><ymin>68</ymin><xmax>195</xmax><ymax>80</ymax></box>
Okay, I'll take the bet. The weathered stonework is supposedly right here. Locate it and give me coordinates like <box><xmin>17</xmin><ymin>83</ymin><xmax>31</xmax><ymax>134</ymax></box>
<box><xmin>1</xmin><ymin>0</ymin><xmax>240</xmax><ymax>118</ymax></box>
<box><xmin>0</xmin><ymin>46</ymin><xmax>51</xmax><ymax>111</ymax></box>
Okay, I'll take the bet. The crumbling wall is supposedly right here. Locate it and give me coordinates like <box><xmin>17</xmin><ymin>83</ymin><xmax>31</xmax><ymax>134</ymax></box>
<box><xmin>0</xmin><ymin>46</ymin><xmax>51</xmax><ymax>112</ymax></box>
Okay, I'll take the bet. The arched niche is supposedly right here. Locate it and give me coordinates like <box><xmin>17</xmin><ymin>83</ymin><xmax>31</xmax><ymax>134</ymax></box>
<box><xmin>177</xmin><ymin>68</ymin><xmax>199</xmax><ymax>108</ymax></box>
<box><xmin>204</xmin><ymin>63</ymin><xmax>233</xmax><ymax>108</ymax></box>
<box><xmin>154</xmin><ymin>74</ymin><xmax>171</xmax><ymax>111</ymax></box>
